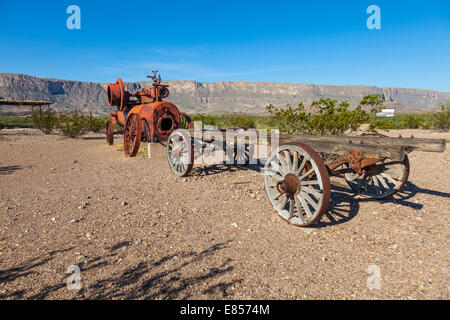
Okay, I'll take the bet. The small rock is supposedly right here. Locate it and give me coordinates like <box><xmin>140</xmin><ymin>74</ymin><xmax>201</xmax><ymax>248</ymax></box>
<box><xmin>78</xmin><ymin>202</ymin><xmax>89</xmax><ymax>209</ymax></box>
<box><xmin>231</xmin><ymin>222</ymin><xmax>238</xmax><ymax>228</ymax></box>
<box><xmin>51</xmin><ymin>217</ymin><xmax>56</xmax><ymax>222</ymax></box>
<box><xmin>86</xmin><ymin>232</ymin><xmax>92</xmax><ymax>239</ymax></box>
<box><xmin>50</xmin><ymin>168</ymin><xmax>55</xmax><ymax>171</ymax></box>
<box><xmin>178</xmin><ymin>208</ymin><xmax>183</xmax><ymax>214</ymax></box>
<box><xmin>250</xmin><ymin>194</ymin><xmax>256</xmax><ymax>199</ymax></box>
<box><xmin>72</xmin><ymin>160</ymin><xmax>78</xmax><ymax>164</ymax></box>
<box><xmin>122</xmin><ymin>201</ymin><xmax>128</xmax><ymax>206</ymax></box>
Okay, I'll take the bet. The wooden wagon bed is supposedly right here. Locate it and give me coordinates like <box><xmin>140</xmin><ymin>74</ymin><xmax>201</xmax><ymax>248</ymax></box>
<box><xmin>165</xmin><ymin>128</ymin><xmax>446</xmax><ymax>228</ymax></box>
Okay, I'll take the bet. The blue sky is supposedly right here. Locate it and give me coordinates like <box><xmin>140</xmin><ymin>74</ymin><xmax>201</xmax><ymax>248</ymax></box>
<box><xmin>0</xmin><ymin>0</ymin><xmax>449</xmax><ymax>91</ymax></box>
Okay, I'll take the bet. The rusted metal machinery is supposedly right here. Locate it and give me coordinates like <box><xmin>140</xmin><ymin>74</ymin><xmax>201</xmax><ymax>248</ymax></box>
<box><xmin>106</xmin><ymin>71</ymin><xmax>192</xmax><ymax>156</ymax></box>
<box><xmin>166</xmin><ymin>130</ymin><xmax>446</xmax><ymax>227</ymax></box>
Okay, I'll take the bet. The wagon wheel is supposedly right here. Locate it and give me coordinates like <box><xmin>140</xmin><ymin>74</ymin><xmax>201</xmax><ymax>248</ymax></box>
<box><xmin>106</xmin><ymin>120</ymin><xmax>114</xmax><ymax>145</ymax></box>
<box><xmin>264</xmin><ymin>143</ymin><xmax>331</xmax><ymax>227</ymax></box>
<box><xmin>344</xmin><ymin>155</ymin><xmax>410</xmax><ymax>199</ymax></box>
<box><xmin>124</xmin><ymin>113</ymin><xmax>142</xmax><ymax>157</ymax></box>
<box><xmin>167</xmin><ymin>129</ymin><xmax>194</xmax><ymax>177</ymax></box>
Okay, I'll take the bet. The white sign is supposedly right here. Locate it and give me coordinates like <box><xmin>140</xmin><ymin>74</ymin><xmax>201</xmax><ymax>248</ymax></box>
<box><xmin>376</xmin><ymin>108</ymin><xmax>395</xmax><ymax>118</ymax></box>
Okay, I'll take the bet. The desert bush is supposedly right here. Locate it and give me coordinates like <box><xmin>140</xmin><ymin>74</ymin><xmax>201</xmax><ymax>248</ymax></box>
<box><xmin>267</xmin><ymin>95</ymin><xmax>384</xmax><ymax>135</ymax></box>
<box><xmin>0</xmin><ymin>113</ymin><xmax>6</xmax><ymax>130</ymax></box>
<box><xmin>432</xmin><ymin>102</ymin><xmax>450</xmax><ymax>131</ymax></box>
<box><xmin>266</xmin><ymin>103</ymin><xmax>309</xmax><ymax>134</ymax></box>
<box><xmin>86</xmin><ymin>112</ymin><xmax>107</xmax><ymax>133</ymax></box>
<box><xmin>113</xmin><ymin>123</ymin><xmax>123</xmax><ymax>133</ymax></box>
<box><xmin>57</xmin><ymin>111</ymin><xmax>89</xmax><ymax>138</ymax></box>
<box><xmin>30</xmin><ymin>107</ymin><xmax>58</xmax><ymax>134</ymax></box>
<box><xmin>403</xmin><ymin>114</ymin><xmax>423</xmax><ymax>129</ymax></box>
<box><xmin>191</xmin><ymin>114</ymin><xmax>218</xmax><ymax>128</ymax></box>
<box><xmin>221</xmin><ymin>114</ymin><xmax>256</xmax><ymax>129</ymax></box>
<box><xmin>180</xmin><ymin>114</ymin><xmax>190</xmax><ymax>129</ymax></box>
<box><xmin>2</xmin><ymin>116</ymin><xmax>34</xmax><ymax>128</ymax></box>
<box><xmin>369</xmin><ymin>117</ymin><xmax>393</xmax><ymax>131</ymax></box>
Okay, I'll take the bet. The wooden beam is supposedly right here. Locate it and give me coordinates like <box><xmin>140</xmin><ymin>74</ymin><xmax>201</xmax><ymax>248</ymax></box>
<box><xmin>274</xmin><ymin>134</ymin><xmax>446</xmax><ymax>153</ymax></box>
<box><xmin>187</xmin><ymin>129</ymin><xmax>445</xmax><ymax>156</ymax></box>
<box><xmin>281</xmin><ymin>139</ymin><xmax>406</xmax><ymax>161</ymax></box>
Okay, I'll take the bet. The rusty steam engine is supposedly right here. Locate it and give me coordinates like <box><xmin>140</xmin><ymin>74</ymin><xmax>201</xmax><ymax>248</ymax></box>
<box><xmin>106</xmin><ymin>71</ymin><xmax>192</xmax><ymax>157</ymax></box>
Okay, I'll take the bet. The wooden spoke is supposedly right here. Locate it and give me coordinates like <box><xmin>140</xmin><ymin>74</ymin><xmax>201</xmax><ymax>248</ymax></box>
<box><xmin>277</xmin><ymin>153</ymin><xmax>290</xmax><ymax>174</ymax></box>
<box><xmin>297</xmin><ymin>194</ymin><xmax>313</xmax><ymax>219</ymax></box>
<box><xmin>299</xmin><ymin>168</ymin><xmax>315</xmax><ymax>181</ymax></box>
<box><xmin>295</xmin><ymin>156</ymin><xmax>308</xmax><ymax>176</ymax></box>
<box><xmin>301</xmin><ymin>180</ymin><xmax>320</xmax><ymax>186</ymax></box>
<box><xmin>292</xmin><ymin>151</ymin><xmax>299</xmax><ymax>173</ymax></box>
<box><xmin>283</xmin><ymin>151</ymin><xmax>292</xmax><ymax>171</ymax></box>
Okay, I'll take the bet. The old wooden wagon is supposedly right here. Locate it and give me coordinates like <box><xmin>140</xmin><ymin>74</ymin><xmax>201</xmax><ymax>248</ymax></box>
<box><xmin>165</xmin><ymin>129</ymin><xmax>446</xmax><ymax>227</ymax></box>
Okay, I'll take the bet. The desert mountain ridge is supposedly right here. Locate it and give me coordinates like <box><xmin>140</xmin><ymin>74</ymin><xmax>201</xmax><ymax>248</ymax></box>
<box><xmin>0</xmin><ymin>73</ymin><xmax>449</xmax><ymax>116</ymax></box>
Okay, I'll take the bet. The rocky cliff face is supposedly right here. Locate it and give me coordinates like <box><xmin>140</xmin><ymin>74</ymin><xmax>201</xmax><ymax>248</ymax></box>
<box><xmin>1</xmin><ymin>73</ymin><xmax>449</xmax><ymax>115</ymax></box>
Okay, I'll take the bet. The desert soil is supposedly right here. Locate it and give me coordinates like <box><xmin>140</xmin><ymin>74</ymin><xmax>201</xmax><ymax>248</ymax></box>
<box><xmin>0</xmin><ymin>128</ymin><xmax>448</xmax><ymax>300</ymax></box>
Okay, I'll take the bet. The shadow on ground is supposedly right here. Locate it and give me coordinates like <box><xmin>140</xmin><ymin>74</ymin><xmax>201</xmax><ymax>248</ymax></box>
<box><xmin>312</xmin><ymin>180</ymin><xmax>450</xmax><ymax>228</ymax></box>
<box><xmin>0</xmin><ymin>248</ymin><xmax>74</xmax><ymax>299</ymax></box>
<box><xmin>0</xmin><ymin>241</ymin><xmax>240</xmax><ymax>300</ymax></box>
<box><xmin>0</xmin><ymin>165</ymin><xmax>26</xmax><ymax>175</ymax></box>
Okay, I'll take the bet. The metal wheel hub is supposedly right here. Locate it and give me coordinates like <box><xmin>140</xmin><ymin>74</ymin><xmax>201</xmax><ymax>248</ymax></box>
<box><xmin>277</xmin><ymin>173</ymin><xmax>301</xmax><ymax>195</ymax></box>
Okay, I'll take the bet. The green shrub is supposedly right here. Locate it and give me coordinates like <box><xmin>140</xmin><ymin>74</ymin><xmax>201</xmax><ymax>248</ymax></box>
<box><xmin>86</xmin><ymin>112</ymin><xmax>107</xmax><ymax>133</ymax></box>
<box><xmin>113</xmin><ymin>123</ymin><xmax>123</xmax><ymax>132</ymax></box>
<box><xmin>433</xmin><ymin>102</ymin><xmax>450</xmax><ymax>131</ymax></box>
<box><xmin>191</xmin><ymin>114</ymin><xmax>218</xmax><ymax>128</ymax></box>
<box><xmin>369</xmin><ymin>116</ymin><xmax>393</xmax><ymax>131</ymax></box>
<box><xmin>266</xmin><ymin>95</ymin><xmax>384</xmax><ymax>135</ymax></box>
<box><xmin>57</xmin><ymin>111</ymin><xmax>89</xmax><ymax>138</ymax></box>
<box><xmin>30</xmin><ymin>107</ymin><xmax>58</xmax><ymax>134</ymax></box>
<box><xmin>0</xmin><ymin>113</ymin><xmax>6</xmax><ymax>130</ymax></box>
<box><xmin>180</xmin><ymin>114</ymin><xmax>190</xmax><ymax>129</ymax></box>
<box><xmin>2</xmin><ymin>116</ymin><xmax>34</xmax><ymax>128</ymax></box>
<box><xmin>403</xmin><ymin>114</ymin><xmax>423</xmax><ymax>129</ymax></box>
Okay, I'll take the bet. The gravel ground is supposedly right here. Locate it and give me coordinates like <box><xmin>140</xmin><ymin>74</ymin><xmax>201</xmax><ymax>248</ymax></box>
<box><xmin>0</xmin><ymin>128</ymin><xmax>448</xmax><ymax>300</ymax></box>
